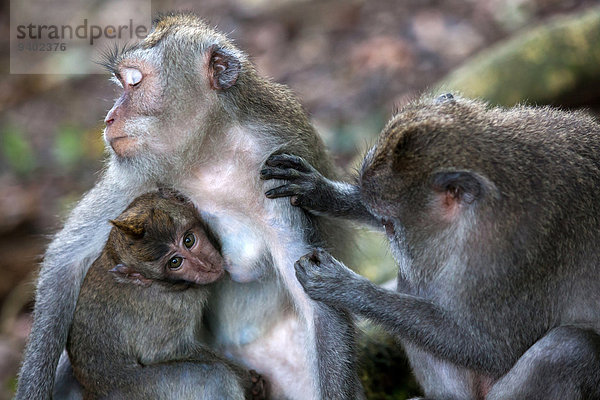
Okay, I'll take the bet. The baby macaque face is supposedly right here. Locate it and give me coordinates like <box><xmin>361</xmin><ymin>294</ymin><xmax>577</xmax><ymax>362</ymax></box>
<box><xmin>108</xmin><ymin>190</ymin><xmax>224</xmax><ymax>288</ymax></box>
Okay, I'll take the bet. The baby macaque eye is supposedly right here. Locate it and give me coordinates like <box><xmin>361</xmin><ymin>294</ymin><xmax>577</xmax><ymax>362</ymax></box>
<box><xmin>183</xmin><ymin>233</ymin><xmax>196</xmax><ymax>249</ymax></box>
<box><xmin>122</xmin><ymin>67</ymin><xmax>142</xmax><ymax>87</ymax></box>
<box><xmin>168</xmin><ymin>256</ymin><xmax>183</xmax><ymax>270</ymax></box>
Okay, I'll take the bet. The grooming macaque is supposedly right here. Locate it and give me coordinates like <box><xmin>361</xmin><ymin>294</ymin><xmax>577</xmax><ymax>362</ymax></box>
<box><xmin>66</xmin><ymin>191</ymin><xmax>266</xmax><ymax>399</ymax></box>
<box><xmin>261</xmin><ymin>94</ymin><xmax>600</xmax><ymax>399</ymax></box>
<box><xmin>17</xmin><ymin>12</ymin><xmax>361</xmax><ymax>400</ymax></box>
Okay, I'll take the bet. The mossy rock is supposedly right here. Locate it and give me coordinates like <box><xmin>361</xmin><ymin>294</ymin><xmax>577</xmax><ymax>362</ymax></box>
<box><xmin>358</xmin><ymin>321</ymin><xmax>421</xmax><ymax>400</ymax></box>
<box><xmin>436</xmin><ymin>7</ymin><xmax>600</xmax><ymax>106</ymax></box>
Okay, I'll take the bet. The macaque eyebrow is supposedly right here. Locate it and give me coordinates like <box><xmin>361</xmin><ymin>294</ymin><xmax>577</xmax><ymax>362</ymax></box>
<box><xmin>97</xmin><ymin>43</ymin><xmax>138</xmax><ymax>76</ymax></box>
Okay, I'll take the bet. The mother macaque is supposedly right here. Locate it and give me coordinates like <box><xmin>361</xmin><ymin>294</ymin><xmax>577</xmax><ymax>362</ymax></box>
<box><xmin>17</xmin><ymin>13</ymin><xmax>362</xmax><ymax>400</ymax></box>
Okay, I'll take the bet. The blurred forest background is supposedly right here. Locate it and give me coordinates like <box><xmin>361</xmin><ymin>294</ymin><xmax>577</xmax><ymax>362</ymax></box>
<box><xmin>1</xmin><ymin>0</ymin><xmax>600</xmax><ymax>398</ymax></box>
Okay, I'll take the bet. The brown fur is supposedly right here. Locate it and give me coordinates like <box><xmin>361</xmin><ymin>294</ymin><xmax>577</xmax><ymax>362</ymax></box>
<box><xmin>263</xmin><ymin>95</ymin><xmax>600</xmax><ymax>399</ymax></box>
<box><xmin>67</xmin><ymin>191</ymin><xmax>264</xmax><ymax>399</ymax></box>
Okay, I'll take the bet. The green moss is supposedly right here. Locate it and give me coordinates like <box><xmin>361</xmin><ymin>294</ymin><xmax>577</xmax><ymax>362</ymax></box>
<box><xmin>436</xmin><ymin>7</ymin><xmax>600</xmax><ymax>106</ymax></box>
<box><xmin>1</xmin><ymin>126</ymin><xmax>36</xmax><ymax>176</ymax></box>
<box><xmin>358</xmin><ymin>322</ymin><xmax>421</xmax><ymax>399</ymax></box>
<box><xmin>54</xmin><ymin>125</ymin><xmax>86</xmax><ymax>169</ymax></box>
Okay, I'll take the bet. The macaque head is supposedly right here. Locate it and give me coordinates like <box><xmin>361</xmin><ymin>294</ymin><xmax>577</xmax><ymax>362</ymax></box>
<box><xmin>101</xmin><ymin>13</ymin><xmax>247</xmax><ymax>174</ymax></box>
<box><xmin>359</xmin><ymin>95</ymin><xmax>502</xmax><ymax>258</ymax></box>
<box><xmin>108</xmin><ymin>190</ymin><xmax>224</xmax><ymax>288</ymax></box>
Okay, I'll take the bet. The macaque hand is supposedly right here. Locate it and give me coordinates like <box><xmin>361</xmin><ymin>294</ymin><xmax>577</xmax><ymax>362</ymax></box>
<box><xmin>261</xmin><ymin>154</ymin><xmax>327</xmax><ymax>211</ymax></box>
<box><xmin>249</xmin><ymin>370</ymin><xmax>268</xmax><ymax>400</ymax></box>
<box><xmin>294</xmin><ymin>248</ymin><xmax>358</xmax><ymax>305</ymax></box>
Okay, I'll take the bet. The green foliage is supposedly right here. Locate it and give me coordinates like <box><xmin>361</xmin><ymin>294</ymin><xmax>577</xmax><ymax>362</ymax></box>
<box><xmin>359</xmin><ymin>322</ymin><xmax>421</xmax><ymax>399</ymax></box>
<box><xmin>6</xmin><ymin>375</ymin><xmax>17</xmax><ymax>397</ymax></box>
<box><xmin>352</xmin><ymin>229</ymin><xmax>397</xmax><ymax>285</ymax></box>
<box><xmin>1</xmin><ymin>126</ymin><xmax>36</xmax><ymax>176</ymax></box>
<box><xmin>437</xmin><ymin>7</ymin><xmax>600</xmax><ymax>106</ymax></box>
<box><xmin>324</xmin><ymin>112</ymin><xmax>387</xmax><ymax>156</ymax></box>
<box><xmin>54</xmin><ymin>125</ymin><xmax>86</xmax><ymax>169</ymax></box>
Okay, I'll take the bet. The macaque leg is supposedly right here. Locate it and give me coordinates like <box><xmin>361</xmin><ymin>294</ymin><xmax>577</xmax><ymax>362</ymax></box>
<box><xmin>487</xmin><ymin>326</ymin><xmax>600</xmax><ymax>400</ymax></box>
<box><xmin>403</xmin><ymin>343</ymin><xmax>478</xmax><ymax>400</ymax></box>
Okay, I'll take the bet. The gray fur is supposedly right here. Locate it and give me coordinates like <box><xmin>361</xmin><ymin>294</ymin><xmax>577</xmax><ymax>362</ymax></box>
<box><xmin>18</xmin><ymin>172</ymin><xmax>150</xmax><ymax>399</ymax></box>
<box><xmin>262</xmin><ymin>96</ymin><xmax>600</xmax><ymax>399</ymax></box>
<box><xmin>16</xmin><ymin>13</ymin><xmax>362</xmax><ymax>400</ymax></box>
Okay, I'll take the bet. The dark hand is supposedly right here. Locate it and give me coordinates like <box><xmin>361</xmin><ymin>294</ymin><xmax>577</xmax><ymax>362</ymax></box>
<box><xmin>249</xmin><ymin>370</ymin><xmax>268</xmax><ymax>400</ymax></box>
<box><xmin>260</xmin><ymin>154</ymin><xmax>325</xmax><ymax>210</ymax></box>
<box><xmin>294</xmin><ymin>248</ymin><xmax>358</xmax><ymax>305</ymax></box>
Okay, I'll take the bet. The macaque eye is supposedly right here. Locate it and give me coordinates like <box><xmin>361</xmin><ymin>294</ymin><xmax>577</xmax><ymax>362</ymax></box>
<box><xmin>122</xmin><ymin>67</ymin><xmax>142</xmax><ymax>87</ymax></box>
<box><xmin>183</xmin><ymin>233</ymin><xmax>196</xmax><ymax>249</ymax></box>
<box><xmin>168</xmin><ymin>256</ymin><xmax>183</xmax><ymax>270</ymax></box>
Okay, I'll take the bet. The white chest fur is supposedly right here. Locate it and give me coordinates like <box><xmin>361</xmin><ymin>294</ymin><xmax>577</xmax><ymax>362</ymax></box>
<box><xmin>179</xmin><ymin>126</ymin><xmax>317</xmax><ymax>399</ymax></box>
<box><xmin>182</xmin><ymin>127</ymin><xmax>275</xmax><ymax>279</ymax></box>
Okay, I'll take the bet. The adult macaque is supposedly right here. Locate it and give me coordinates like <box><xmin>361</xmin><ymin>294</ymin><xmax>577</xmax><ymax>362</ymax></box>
<box><xmin>17</xmin><ymin>13</ymin><xmax>362</xmax><ymax>400</ymax></box>
<box><xmin>261</xmin><ymin>94</ymin><xmax>600</xmax><ymax>399</ymax></box>
<box><xmin>66</xmin><ymin>190</ymin><xmax>266</xmax><ymax>399</ymax></box>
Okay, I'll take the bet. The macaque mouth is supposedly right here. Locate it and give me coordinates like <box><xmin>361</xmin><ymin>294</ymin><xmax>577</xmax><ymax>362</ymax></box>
<box><xmin>382</xmin><ymin>218</ymin><xmax>395</xmax><ymax>237</ymax></box>
<box><xmin>194</xmin><ymin>268</ymin><xmax>224</xmax><ymax>284</ymax></box>
<box><xmin>109</xmin><ymin>135</ymin><xmax>130</xmax><ymax>143</ymax></box>
<box><xmin>107</xmin><ymin>135</ymin><xmax>137</xmax><ymax>156</ymax></box>
<box><xmin>208</xmin><ymin>268</ymin><xmax>225</xmax><ymax>278</ymax></box>
<box><xmin>197</xmin><ymin>260</ymin><xmax>223</xmax><ymax>275</ymax></box>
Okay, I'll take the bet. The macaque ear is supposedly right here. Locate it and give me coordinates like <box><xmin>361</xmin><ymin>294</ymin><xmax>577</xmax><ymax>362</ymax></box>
<box><xmin>432</xmin><ymin>171</ymin><xmax>482</xmax><ymax>204</ymax></box>
<box><xmin>431</xmin><ymin>170</ymin><xmax>496</xmax><ymax>219</ymax></box>
<box><xmin>110</xmin><ymin>210</ymin><xmax>148</xmax><ymax>238</ymax></box>
<box><xmin>109</xmin><ymin>264</ymin><xmax>152</xmax><ymax>287</ymax></box>
<box><xmin>208</xmin><ymin>46</ymin><xmax>241</xmax><ymax>90</ymax></box>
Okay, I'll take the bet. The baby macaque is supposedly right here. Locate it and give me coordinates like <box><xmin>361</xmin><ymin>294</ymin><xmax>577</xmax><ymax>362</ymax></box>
<box><xmin>66</xmin><ymin>190</ymin><xmax>267</xmax><ymax>399</ymax></box>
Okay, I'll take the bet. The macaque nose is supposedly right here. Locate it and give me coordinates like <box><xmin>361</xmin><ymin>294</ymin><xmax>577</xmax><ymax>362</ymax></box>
<box><xmin>105</xmin><ymin>107</ymin><xmax>117</xmax><ymax>126</ymax></box>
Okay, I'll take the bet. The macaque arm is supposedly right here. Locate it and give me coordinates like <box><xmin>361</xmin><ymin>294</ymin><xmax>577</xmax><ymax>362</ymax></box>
<box><xmin>313</xmin><ymin>302</ymin><xmax>363</xmax><ymax>399</ymax></box>
<box><xmin>106</xmin><ymin>361</ymin><xmax>253</xmax><ymax>400</ymax></box>
<box><xmin>133</xmin><ymin>345</ymin><xmax>265</xmax><ymax>400</ymax></box>
<box><xmin>486</xmin><ymin>325</ymin><xmax>600</xmax><ymax>399</ymax></box>
<box><xmin>261</xmin><ymin>154</ymin><xmax>381</xmax><ymax>228</ymax></box>
<box><xmin>295</xmin><ymin>249</ymin><xmax>514</xmax><ymax>376</ymax></box>
<box><xmin>16</xmin><ymin>175</ymin><xmax>143</xmax><ymax>399</ymax></box>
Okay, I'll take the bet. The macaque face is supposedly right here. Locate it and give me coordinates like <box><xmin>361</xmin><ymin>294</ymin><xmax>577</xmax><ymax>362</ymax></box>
<box><xmin>159</xmin><ymin>224</ymin><xmax>225</xmax><ymax>285</ymax></box>
<box><xmin>100</xmin><ymin>29</ymin><xmax>242</xmax><ymax>166</ymax></box>
<box><xmin>109</xmin><ymin>192</ymin><xmax>224</xmax><ymax>288</ymax></box>
<box><xmin>103</xmin><ymin>53</ymin><xmax>165</xmax><ymax>159</ymax></box>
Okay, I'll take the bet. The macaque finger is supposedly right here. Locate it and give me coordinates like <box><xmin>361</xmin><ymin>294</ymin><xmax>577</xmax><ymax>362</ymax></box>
<box><xmin>265</xmin><ymin>184</ymin><xmax>302</xmax><ymax>199</ymax></box>
<box><xmin>265</xmin><ymin>154</ymin><xmax>313</xmax><ymax>173</ymax></box>
<box><xmin>260</xmin><ymin>167</ymin><xmax>304</xmax><ymax>181</ymax></box>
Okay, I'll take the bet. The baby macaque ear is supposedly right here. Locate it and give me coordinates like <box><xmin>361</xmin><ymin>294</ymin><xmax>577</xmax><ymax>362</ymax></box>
<box><xmin>110</xmin><ymin>209</ymin><xmax>148</xmax><ymax>238</ymax></box>
<box><xmin>208</xmin><ymin>45</ymin><xmax>241</xmax><ymax>90</ymax></box>
<box><xmin>109</xmin><ymin>264</ymin><xmax>151</xmax><ymax>287</ymax></box>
